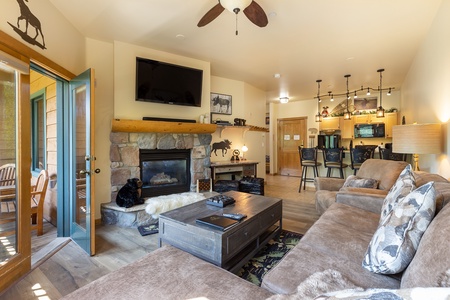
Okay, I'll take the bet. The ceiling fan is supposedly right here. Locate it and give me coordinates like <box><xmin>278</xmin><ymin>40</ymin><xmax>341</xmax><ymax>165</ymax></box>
<box><xmin>198</xmin><ymin>0</ymin><xmax>268</xmax><ymax>34</ymax></box>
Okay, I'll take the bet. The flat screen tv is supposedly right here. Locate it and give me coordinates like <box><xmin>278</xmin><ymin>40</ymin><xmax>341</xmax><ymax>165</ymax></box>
<box><xmin>135</xmin><ymin>57</ymin><xmax>203</xmax><ymax>107</ymax></box>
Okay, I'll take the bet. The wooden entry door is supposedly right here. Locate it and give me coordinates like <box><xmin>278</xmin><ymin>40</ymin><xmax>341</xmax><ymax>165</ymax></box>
<box><xmin>277</xmin><ymin>117</ymin><xmax>307</xmax><ymax>176</ymax></box>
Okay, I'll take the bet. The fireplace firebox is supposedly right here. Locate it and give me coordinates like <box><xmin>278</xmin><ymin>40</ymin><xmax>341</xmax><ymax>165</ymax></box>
<box><xmin>139</xmin><ymin>149</ymin><xmax>191</xmax><ymax>198</ymax></box>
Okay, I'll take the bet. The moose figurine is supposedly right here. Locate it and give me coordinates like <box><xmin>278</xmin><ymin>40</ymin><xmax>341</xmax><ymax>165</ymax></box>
<box><xmin>211</xmin><ymin>139</ymin><xmax>232</xmax><ymax>157</ymax></box>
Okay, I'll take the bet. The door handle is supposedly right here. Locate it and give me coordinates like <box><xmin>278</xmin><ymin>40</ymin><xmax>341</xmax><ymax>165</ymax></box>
<box><xmin>79</xmin><ymin>169</ymin><xmax>90</xmax><ymax>175</ymax></box>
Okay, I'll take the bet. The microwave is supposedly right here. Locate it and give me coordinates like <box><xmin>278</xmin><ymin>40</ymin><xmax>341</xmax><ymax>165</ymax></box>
<box><xmin>354</xmin><ymin>123</ymin><xmax>385</xmax><ymax>138</ymax></box>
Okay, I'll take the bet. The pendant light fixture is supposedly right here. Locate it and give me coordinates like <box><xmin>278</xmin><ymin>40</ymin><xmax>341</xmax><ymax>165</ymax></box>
<box><xmin>315</xmin><ymin>79</ymin><xmax>322</xmax><ymax>122</ymax></box>
<box><xmin>376</xmin><ymin>69</ymin><xmax>385</xmax><ymax>118</ymax></box>
<box><xmin>343</xmin><ymin>74</ymin><xmax>352</xmax><ymax>120</ymax></box>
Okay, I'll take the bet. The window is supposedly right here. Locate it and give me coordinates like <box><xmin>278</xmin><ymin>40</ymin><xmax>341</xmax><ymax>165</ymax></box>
<box><xmin>31</xmin><ymin>90</ymin><xmax>46</xmax><ymax>173</ymax></box>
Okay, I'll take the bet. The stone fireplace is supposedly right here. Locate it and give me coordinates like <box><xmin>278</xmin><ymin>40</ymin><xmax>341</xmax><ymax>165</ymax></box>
<box><xmin>110</xmin><ymin>131</ymin><xmax>212</xmax><ymax>201</ymax></box>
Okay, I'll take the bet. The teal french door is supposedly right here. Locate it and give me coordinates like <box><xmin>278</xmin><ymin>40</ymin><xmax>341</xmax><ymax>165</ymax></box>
<box><xmin>68</xmin><ymin>69</ymin><xmax>96</xmax><ymax>255</ymax></box>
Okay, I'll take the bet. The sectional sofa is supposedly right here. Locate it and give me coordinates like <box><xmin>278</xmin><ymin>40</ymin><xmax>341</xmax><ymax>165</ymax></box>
<box><xmin>62</xmin><ymin>160</ymin><xmax>450</xmax><ymax>299</ymax></box>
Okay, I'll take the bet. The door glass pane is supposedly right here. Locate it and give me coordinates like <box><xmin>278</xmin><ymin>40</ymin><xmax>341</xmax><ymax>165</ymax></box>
<box><xmin>74</xmin><ymin>85</ymin><xmax>87</xmax><ymax>229</ymax></box>
<box><xmin>0</xmin><ymin>63</ymin><xmax>17</xmax><ymax>265</ymax></box>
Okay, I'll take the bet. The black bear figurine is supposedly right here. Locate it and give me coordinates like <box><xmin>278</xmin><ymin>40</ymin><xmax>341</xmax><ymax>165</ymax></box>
<box><xmin>116</xmin><ymin>178</ymin><xmax>144</xmax><ymax>208</ymax></box>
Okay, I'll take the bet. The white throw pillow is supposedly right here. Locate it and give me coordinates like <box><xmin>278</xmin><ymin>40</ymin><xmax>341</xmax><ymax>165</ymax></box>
<box><xmin>362</xmin><ymin>181</ymin><xmax>436</xmax><ymax>274</ymax></box>
<box><xmin>379</xmin><ymin>164</ymin><xmax>416</xmax><ymax>224</ymax></box>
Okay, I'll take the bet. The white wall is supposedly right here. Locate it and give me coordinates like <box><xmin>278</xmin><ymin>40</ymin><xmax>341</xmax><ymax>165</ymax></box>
<box><xmin>0</xmin><ymin>0</ymin><xmax>85</xmax><ymax>75</ymax></box>
<box><xmin>401</xmin><ymin>0</ymin><xmax>450</xmax><ymax>177</ymax></box>
<box><xmin>113</xmin><ymin>41</ymin><xmax>210</xmax><ymax>121</ymax></box>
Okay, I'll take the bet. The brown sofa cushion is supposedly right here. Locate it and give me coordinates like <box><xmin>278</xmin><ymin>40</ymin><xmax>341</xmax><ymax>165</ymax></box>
<box><xmin>401</xmin><ymin>201</ymin><xmax>450</xmax><ymax>288</ymax></box>
<box><xmin>356</xmin><ymin>159</ymin><xmax>409</xmax><ymax>191</ymax></box>
<box><xmin>61</xmin><ymin>245</ymin><xmax>273</xmax><ymax>300</ymax></box>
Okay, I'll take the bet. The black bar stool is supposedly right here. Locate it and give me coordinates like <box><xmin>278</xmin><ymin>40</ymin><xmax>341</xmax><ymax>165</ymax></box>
<box><xmin>350</xmin><ymin>147</ymin><xmax>374</xmax><ymax>175</ymax></box>
<box><xmin>298</xmin><ymin>147</ymin><xmax>322</xmax><ymax>192</ymax></box>
<box><xmin>322</xmin><ymin>147</ymin><xmax>348</xmax><ymax>179</ymax></box>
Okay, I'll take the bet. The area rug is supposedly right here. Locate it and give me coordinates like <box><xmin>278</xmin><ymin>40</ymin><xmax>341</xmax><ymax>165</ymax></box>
<box><xmin>237</xmin><ymin>230</ymin><xmax>303</xmax><ymax>286</ymax></box>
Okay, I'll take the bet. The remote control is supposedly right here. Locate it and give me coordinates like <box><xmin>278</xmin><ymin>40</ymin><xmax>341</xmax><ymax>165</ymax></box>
<box><xmin>223</xmin><ymin>213</ymin><xmax>247</xmax><ymax>220</ymax></box>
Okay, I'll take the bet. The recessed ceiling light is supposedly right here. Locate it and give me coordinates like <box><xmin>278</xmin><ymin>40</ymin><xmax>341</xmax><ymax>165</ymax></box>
<box><xmin>268</xmin><ymin>12</ymin><xmax>277</xmax><ymax>18</ymax></box>
<box><xmin>273</xmin><ymin>73</ymin><xmax>281</xmax><ymax>78</ymax></box>
<box><xmin>176</xmin><ymin>34</ymin><xmax>185</xmax><ymax>39</ymax></box>
<box><xmin>346</xmin><ymin>57</ymin><xmax>355</xmax><ymax>60</ymax></box>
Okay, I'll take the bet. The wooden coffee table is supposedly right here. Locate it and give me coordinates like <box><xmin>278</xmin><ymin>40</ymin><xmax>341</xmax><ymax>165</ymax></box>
<box><xmin>158</xmin><ymin>191</ymin><xmax>282</xmax><ymax>273</ymax></box>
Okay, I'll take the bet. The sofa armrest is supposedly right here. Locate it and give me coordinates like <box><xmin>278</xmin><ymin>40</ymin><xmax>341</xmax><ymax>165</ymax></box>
<box><xmin>314</xmin><ymin>177</ymin><xmax>345</xmax><ymax>191</ymax></box>
<box><xmin>336</xmin><ymin>191</ymin><xmax>386</xmax><ymax>214</ymax></box>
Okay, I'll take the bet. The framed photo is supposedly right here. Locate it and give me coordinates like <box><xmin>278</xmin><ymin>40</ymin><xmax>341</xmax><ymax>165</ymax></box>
<box><xmin>210</xmin><ymin>93</ymin><xmax>232</xmax><ymax>115</ymax></box>
<box><xmin>354</xmin><ymin>97</ymin><xmax>378</xmax><ymax>111</ymax></box>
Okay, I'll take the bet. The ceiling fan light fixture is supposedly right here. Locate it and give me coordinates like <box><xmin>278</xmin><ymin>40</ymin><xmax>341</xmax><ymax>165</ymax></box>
<box><xmin>220</xmin><ymin>0</ymin><xmax>252</xmax><ymax>13</ymax></box>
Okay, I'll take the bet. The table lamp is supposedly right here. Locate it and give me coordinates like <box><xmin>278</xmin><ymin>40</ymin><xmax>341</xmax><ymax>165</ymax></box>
<box><xmin>242</xmin><ymin>145</ymin><xmax>248</xmax><ymax>160</ymax></box>
<box><xmin>392</xmin><ymin>123</ymin><xmax>442</xmax><ymax>171</ymax></box>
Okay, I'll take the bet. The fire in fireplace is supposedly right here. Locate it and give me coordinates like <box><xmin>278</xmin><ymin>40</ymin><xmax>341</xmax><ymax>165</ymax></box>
<box><xmin>139</xmin><ymin>149</ymin><xmax>191</xmax><ymax>198</ymax></box>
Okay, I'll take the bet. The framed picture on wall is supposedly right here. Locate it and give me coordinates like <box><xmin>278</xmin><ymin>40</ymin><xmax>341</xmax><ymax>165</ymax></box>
<box><xmin>354</xmin><ymin>97</ymin><xmax>378</xmax><ymax>111</ymax></box>
<box><xmin>210</xmin><ymin>93</ymin><xmax>232</xmax><ymax>115</ymax></box>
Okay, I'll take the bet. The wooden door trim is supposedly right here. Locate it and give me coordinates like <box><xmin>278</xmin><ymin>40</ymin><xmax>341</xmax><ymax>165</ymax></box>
<box><xmin>0</xmin><ymin>30</ymin><xmax>75</xmax><ymax>80</ymax></box>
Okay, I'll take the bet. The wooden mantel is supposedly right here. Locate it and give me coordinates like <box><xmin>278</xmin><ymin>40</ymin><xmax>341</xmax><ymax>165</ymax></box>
<box><xmin>111</xmin><ymin>119</ymin><xmax>217</xmax><ymax>134</ymax></box>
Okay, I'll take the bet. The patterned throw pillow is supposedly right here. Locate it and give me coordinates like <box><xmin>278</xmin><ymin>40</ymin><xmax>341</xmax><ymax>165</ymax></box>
<box><xmin>362</xmin><ymin>181</ymin><xmax>436</xmax><ymax>274</ymax></box>
<box><xmin>342</xmin><ymin>175</ymin><xmax>379</xmax><ymax>189</ymax></box>
<box><xmin>379</xmin><ymin>164</ymin><xmax>416</xmax><ymax>223</ymax></box>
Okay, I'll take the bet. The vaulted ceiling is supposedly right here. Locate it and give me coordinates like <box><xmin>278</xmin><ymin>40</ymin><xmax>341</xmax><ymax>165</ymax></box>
<box><xmin>49</xmin><ymin>0</ymin><xmax>442</xmax><ymax>102</ymax></box>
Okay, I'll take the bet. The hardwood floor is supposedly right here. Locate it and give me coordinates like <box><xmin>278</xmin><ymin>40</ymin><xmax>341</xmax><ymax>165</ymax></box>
<box><xmin>0</xmin><ymin>174</ymin><xmax>320</xmax><ymax>299</ymax></box>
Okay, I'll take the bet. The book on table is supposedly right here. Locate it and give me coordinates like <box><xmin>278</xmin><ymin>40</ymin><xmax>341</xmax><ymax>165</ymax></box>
<box><xmin>196</xmin><ymin>215</ymin><xmax>239</xmax><ymax>231</ymax></box>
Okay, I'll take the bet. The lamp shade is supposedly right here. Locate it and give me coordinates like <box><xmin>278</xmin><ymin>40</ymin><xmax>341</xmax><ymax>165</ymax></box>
<box><xmin>220</xmin><ymin>0</ymin><xmax>252</xmax><ymax>12</ymax></box>
<box><xmin>392</xmin><ymin>123</ymin><xmax>442</xmax><ymax>154</ymax></box>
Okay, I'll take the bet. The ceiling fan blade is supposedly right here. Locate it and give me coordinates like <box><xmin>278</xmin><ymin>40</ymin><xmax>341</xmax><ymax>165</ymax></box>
<box><xmin>243</xmin><ymin>1</ymin><xmax>268</xmax><ymax>27</ymax></box>
<box><xmin>197</xmin><ymin>3</ymin><xmax>225</xmax><ymax>27</ymax></box>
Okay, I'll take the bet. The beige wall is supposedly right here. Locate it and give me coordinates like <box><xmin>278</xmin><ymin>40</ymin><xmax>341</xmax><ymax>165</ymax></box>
<box><xmin>0</xmin><ymin>0</ymin><xmax>85</xmax><ymax>75</ymax></box>
<box><xmin>210</xmin><ymin>76</ymin><xmax>267</xmax><ymax>179</ymax></box>
<box><xmin>113</xmin><ymin>41</ymin><xmax>211</xmax><ymax>121</ymax></box>
<box><xmin>85</xmin><ymin>38</ymin><xmax>115</xmax><ymax>219</ymax></box>
<box><xmin>401</xmin><ymin>0</ymin><xmax>450</xmax><ymax>177</ymax></box>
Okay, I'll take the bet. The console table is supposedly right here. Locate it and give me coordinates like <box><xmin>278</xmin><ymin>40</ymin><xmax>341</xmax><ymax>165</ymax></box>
<box><xmin>210</xmin><ymin>160</ymin><xmax>259</xmax><ymax>181</ymax></box>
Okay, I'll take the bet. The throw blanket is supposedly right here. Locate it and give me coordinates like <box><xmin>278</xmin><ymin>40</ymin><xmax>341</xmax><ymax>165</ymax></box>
<box><xmin>144</xmin><ymin>192</ymin><xmax>205</xmax><ymax>218</ymax></box>
<box><xmin>267</xmin><ymin>269</ymin><xmax>360</xmax><ymax>300</ymax></box>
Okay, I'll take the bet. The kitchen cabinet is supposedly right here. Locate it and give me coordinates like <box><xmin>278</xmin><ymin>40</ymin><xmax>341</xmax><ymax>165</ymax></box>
<box><xmin>339</xmin><ymin>117</ymin><xmax>354</xmax><ymax>139</ymax></box>
<box><xmin>353</xmin><ymin>114</ymin><xmax>377</xmax><ymax>124</ymax></box>
<box><xmin>319</xmin><ymin>117</ymin><xmax>340</xmax><ymax>131</ymax></box>
<box><xmin>384</xmin><ymin>113</ymin><xmax>398</xmax><ymax>138</ymax></box>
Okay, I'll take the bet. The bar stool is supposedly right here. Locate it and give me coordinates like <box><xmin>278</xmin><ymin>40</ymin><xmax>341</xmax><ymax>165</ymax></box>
<box><xmin>350</xmin><ymin>147</ymin><xmax>374</xmax><ymax>175</ymax></box>
<box><xmin>322</xmin><ymin>147</ymin><xmax>348</xmax><ymax>179</ymax></box>
<box><xmin>298</xmin><ymin>147</ymin><xmax>322</xmax><ymax>192</ymax></box>
<box><xmin>379</xmin><ymin>147</ymin><xmax>407</xmax><ymax>161</ymax></box>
